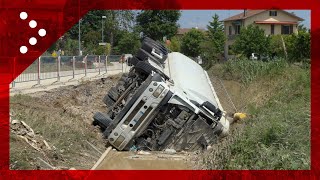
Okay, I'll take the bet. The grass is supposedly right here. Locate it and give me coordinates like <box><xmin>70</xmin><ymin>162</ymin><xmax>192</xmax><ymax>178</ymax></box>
<box><xmin>220</xmin><ymin>58</ymin><xmax>288</xmax><ymax>84</ymax></box>
<box><xmin>202</xmin><ymin>58</ymin><xmax>310</xmax><ymax>170</ymax></box>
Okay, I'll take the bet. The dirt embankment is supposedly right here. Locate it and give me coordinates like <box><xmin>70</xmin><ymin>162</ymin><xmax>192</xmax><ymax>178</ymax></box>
<box><xmin>10</xmin><ymin>75</ymin><xmax>121</xmax><ymax>170</ymax></box>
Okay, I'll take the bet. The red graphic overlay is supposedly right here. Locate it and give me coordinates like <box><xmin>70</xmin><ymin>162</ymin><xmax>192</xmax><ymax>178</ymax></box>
<box><xmin>0</xmin><ymin>0</ymin><xmax>319</xmax><ymax>178</ymax></box>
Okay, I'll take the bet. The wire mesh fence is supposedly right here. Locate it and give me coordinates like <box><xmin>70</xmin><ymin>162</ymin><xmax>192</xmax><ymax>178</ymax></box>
<box><xmin>40</xmin><ymin>56</ymin><xmax>57</xmax><ymax>80</ymax></box>
<box><xmin>15</xmin><ymin>60</ymin><xmax>38</xmax><ymax>82</ymax></box>
<box><xmin>12</xmin><ymin>55</ymin><xmax>126</xmax><ymax>87</ymax></box>
<box><xmin>107</xmin><ymin>55</ymin><xmax>123</xmax><ymax>72</ymax></box>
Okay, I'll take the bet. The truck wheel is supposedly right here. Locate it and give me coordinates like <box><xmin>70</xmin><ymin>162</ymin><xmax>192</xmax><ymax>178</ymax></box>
<box><xmin>143</xmin><ymin>37</ymin><xmax>168</xmax><ymax>53</ymax></box>
<box><xmin>108</xmin><ymin>87</ymin><xmax>119</xmax><ymax>101</ymax></box>
<box><xmin>127</xmin><ymin>57</ymin><xmax>140</xmax><ymax>66</ymax></box>
<box><xmin>93</xmin><ymin>112</ymin><xmax>112</xmax><ymax>130</ymax></box>
<box><xmin>136</xmin><ymin>48</ymin><xmax>164</xmax><ymax>67</ymax></box>
<box><xmin>134</xmin><ymin>61</ymin><xmax>154</xmax><ymax>75</ymax></box>
<box><xmin>142</xmin><ymin>40</ymin><xmax>168</xmax><ymax>55</ymax></box>
<box><xmin>136</xmin><ymin>48</ymin><xmax>152</xmax><ymax>61</ymax></box>
<box><xmin>103</xmin><ymin>94</ymin><xmax>115</xmax><ymax>107</ymax></box>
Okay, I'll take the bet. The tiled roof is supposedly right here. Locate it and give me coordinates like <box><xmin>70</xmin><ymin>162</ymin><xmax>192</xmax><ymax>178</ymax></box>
<box><xmin>222</xmin><ymin>10</ymin><xmax>304</xmax><ymax>22</ymax></box>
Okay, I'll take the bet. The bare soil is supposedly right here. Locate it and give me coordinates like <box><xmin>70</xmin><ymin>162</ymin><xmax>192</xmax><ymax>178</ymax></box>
<box><xmin>10</xmin><ymin>75</ymin><xmax>121</xmax><ymax>169</ymax></box>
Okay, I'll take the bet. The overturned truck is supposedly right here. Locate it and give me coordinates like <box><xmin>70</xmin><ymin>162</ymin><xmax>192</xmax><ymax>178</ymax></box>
<box><xmin>93</xmin><ymin>37</ymin><xmax>230</xmax><ymax>151</ymax></box>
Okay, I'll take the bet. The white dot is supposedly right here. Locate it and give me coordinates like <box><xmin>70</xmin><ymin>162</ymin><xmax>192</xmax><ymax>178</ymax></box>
<box><xmin>29</xmin><ymin>20</ymin><xmax>37</xmax><ymax>28</ymax></box>
<box><xmin>38</xmin><ymin>29</ymin><xmax>46</xmax><ymax>37</ymax></box>
<box><xmin>20</xmin><ymin>12</ymin><xmax>28</xmax><ymax>20</ymax></box>
<box><xmin>29</xmin><ymin>37</ymin><xmax>37</xmax><ymax>45</ymax></box>
<box><xmin>20</xmin><ymin>46</ymin><xmax>28</xmax><ymax>54</ymax></box>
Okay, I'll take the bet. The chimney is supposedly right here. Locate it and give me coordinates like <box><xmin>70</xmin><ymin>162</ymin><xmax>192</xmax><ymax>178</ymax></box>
<box><xmin>244</xmin><ymin>9</ymin><xmax>247</xmax><ymax>17</ymax></box>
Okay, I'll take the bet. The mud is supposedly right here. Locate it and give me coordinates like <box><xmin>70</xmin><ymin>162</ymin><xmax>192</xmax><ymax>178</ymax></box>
<box><xmin>95</xmin><ymin>150</ymin><xmax>192</xmax><ymax>170</ymax></box>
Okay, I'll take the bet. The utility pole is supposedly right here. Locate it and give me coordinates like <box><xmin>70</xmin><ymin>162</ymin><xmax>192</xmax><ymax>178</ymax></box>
<box><xmin>78</xmin><ymin>19</ymin><xmax>82</xmax><ymax>56</ymax></box>
<box><xmin>102</xmin><ymin>16</ymin><xmax>106</xmax><ymax>43</ymax></box>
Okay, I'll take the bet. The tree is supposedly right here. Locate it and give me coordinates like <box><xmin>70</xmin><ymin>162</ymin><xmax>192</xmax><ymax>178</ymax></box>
<box><xmin>167</xmin><ymin>36</ymin><xmax>181</xmax><ymax>52</ymax></box>
<box><xmin>285</xmin><ymin>31</ymin><xmax>310</xmax><ymax>61</ymax></box>
<box><xmin>297</xmin><ymin>24</ymin><xmax>308</xmax><ymax>32</ymax></box>
<box><xmin>207</xmin><ymin>14</ymin><xmax>226</xmax><ymax>54</ymax></box>
<box><xmin>136</xmin><ymin>10</ymin><xmax>181</xmax><ymax>41</ymax></box>
<box><xmin>270</xmin><ymin>34</ymin><xmax>286</xmax><ymax>58</ymax></box>
<box><xmin>233</xmin><ymin>25</ymin><xmax>271</xmax><ymax>58</ymax></box>
<box><xmin>113</xmin><ymin>31</ymin><xmax>141</xmax><ymax>54</ymax></box>
<box><xmin>67</xmin><ymin>10</ymin><xmax>135</xmax><ymax>53</ymax></box>
<box><xmin>201</xmin><ymin>14</ymin><xmax>226</xmax><ymax>69</ymax></box>
<box><xmin>181</xmin><ymin>29</ymin><xmax>205</xmax><ymax>57</ymax></box>
<box><xmin>82</xmin><ymin>31</ymin><xmax>101</xmax><ymax>54</ymax></box>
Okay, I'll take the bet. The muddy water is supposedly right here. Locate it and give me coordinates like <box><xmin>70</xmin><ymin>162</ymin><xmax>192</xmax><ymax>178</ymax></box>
<box><xmin>95</xmin><ymin>150</ymin><xmax>191</xmax><ymax>170</ymax></box>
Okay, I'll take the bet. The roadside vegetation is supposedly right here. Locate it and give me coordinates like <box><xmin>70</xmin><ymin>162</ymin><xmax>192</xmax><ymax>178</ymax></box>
<box><xmin>197</xmin><ymin>59</ymin><xmax>310</xmax><ymax>170</ymax></box>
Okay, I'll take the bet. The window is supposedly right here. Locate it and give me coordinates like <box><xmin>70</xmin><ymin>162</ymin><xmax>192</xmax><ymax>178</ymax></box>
<box><xmin>281</xmin><ymin>25</ymin><xmax>293</xmax><ymax>34</ymax></box>
<box><xmin>229</xmin><ymin>26</ymin><xmax>232</xmax><ymax>35</ymax></box>
<box><xmin>235</xmin><ymin>25</ymin><xmax>241</xmax><ymax>34</ymax></box>
<box><xmin>271</xmin><ymin>24</ymin><xmax>275</xmax><ymax>35</ymax></box>
<box><xmin>270</xmin><ymin>11</ymin><xmax>277</xmax><ymax>16</ymax></box>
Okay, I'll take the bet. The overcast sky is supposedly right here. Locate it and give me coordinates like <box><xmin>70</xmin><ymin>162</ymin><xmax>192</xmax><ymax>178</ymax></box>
<box><xmin>178</xmin><ymin>10</ymin><xmax>310</xmax><ymax>30</ymax></box>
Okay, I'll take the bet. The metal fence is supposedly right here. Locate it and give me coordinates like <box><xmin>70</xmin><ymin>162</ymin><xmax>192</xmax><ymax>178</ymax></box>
<box><xmin>12</xmin><ymin>55</ymin><xmax>124</xmax><ymax>87</ymax></box>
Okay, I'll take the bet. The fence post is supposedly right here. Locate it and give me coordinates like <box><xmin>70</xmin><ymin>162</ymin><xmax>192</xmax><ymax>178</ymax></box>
<box><xmin>37</xmin><ymin>56</ymin><xmax>41</xmax><ymax>85</ymax></box>
<box><xmin>84</xmin><ymin>55</ymin><xmax>87</xmax><ymax>77</ymax></box>
<box><xmin>57</xmin><ymin>56</ymin><xmax>61</xmax><ymax>82</ymax></box>
<box><xmin>11</xmin><ymin>57</ymin><xmax>16</xmax><ymax>88</ymax></box>
<box><xmin>122</xmin><ymin>60</ymin><xmax>124</xmax><ymax>73</ymax></box>
<box><xmin>105</xmin><ymin>55</ymin><xmax>108</xmax><ymax>74</ymax></box>
<box><xmin>98</xmin><ymin>56</ymin><xmax>101</xmax><ymax>75</ymax></box>
<box><xmin>73</xmin><ymin>56</ymin><xmax>75</xmax><ymax>79</ymax></box>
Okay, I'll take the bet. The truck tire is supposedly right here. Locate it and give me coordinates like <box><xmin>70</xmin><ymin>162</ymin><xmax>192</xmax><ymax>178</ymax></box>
<box><xmin>143</xmin><ymin>37</ymin><xmax>168</xmax><ymax>53</ymax></box>
<box><xmin>136</xmin><ymin>49</ymin><xmax>164</xmax><ymax>68</ymax></box>
<box><xmin>127</xmin><ymin>56</ymin><xmax>140</xmax><ymax>66</ymax></box>
<box><xmin>108</xmin><ymin>87</ymin><xmax>119</xmax><ymax>101</ymax></box>
<box><xmin>134</xmin><ymin>61</ymin><xmax>154</xmax><ymax>75</ymax></box>
<box><xmin>93</xmin><ymin>112</ymin><xmax>112</xmax><ymax>130</ymax></box>
<box><xmin>103</xmin><ymin>94</ymin><xmax>115</xmax><ymax>107</ymax></box>
<box><xmin>141</xmin><ymin>41</ymin><xmax>168</xmax><ymax>56</ymax></box>
<box><xmin>140</xmin><ymin>41</ymin><xmax>168</xmax><ymax>63</ymax></box>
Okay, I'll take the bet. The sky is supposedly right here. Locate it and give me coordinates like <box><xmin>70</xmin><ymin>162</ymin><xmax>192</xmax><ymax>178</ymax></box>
<box><xmin>178</xmin><ymin>10</ymin><xmax>310</xmax><ymax>30</ymax></box>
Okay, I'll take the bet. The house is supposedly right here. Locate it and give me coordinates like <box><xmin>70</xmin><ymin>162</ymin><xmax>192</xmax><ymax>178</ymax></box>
<box><xmin>222</xmin><ymin>10</ymin><xmax>304</xmax><ymax>59</ymax></box>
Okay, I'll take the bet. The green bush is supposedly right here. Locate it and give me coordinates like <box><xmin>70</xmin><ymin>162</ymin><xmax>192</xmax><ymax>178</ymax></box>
<box><xmin>284</xmin><ymin>31</ymin><xmax>310</xmax><ymax>62</ymax></box>
<box><xmin>232</xmin><ymin>25</ymin><xmax>271</xmax><ymax>58</ymax></box>
<box><xmin>168</xmin><ymin>36</ymin><xmax>181</xmax><ymax>52</ymax></box>
<box><xmin>270</xmin><ymin>35</ymin><xmax>287</xmax><ymax>58</ymax></box>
